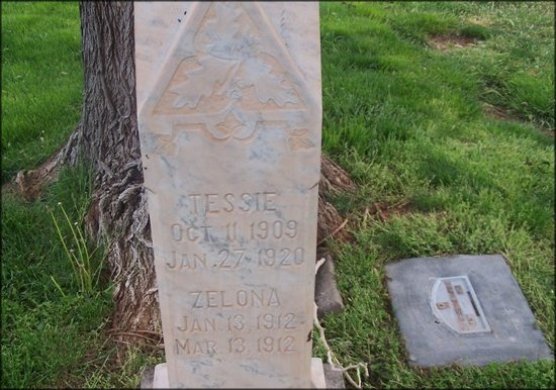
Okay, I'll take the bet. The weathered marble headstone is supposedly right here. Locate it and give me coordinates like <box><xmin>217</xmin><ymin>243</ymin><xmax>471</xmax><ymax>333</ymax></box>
<box><xmin>135</xmin><ymin>2</ymin><xmax>322</xmax><ymax>388</ymax></box>
<box><xmin>386</xmin><ymin>255</ymin><xmax>553</xmax><ymax>367</ymax></box>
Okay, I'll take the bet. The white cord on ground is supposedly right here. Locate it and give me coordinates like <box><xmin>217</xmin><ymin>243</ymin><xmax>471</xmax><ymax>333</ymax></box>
<box><xmin>314</xmin><ymin>257</ymin><xmax>370</xmax><ymax>389</ymax></box>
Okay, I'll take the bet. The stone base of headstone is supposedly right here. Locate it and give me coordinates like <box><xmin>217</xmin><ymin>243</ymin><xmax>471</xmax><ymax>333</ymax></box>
<box><xmin>323</xmin><ymin>363</ymin><xmax>346</xmax><ymax>389</ymax></box>
<box><xmin>315</xmin><ymin>254</ymin><xmax>345</xmax><ymax>319</ymax></box>
<box><xmin>139</xmin><ymin>366</ymin><xmax>155</xmax><ymax>389</ymax></box>
<box><xmin>141</xmin><ymin>358</ymin><xmax>345</xmax><ymax>389</ymax></box>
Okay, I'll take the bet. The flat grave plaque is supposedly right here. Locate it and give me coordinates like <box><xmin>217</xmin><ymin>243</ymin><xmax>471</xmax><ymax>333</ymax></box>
<box><xmin>385</xmin><ymin>254</ymin><xmax>553</xmax><ymax>367</ymax></box>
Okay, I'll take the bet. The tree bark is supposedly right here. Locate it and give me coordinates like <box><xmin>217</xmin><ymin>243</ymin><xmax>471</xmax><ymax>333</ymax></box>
<box><xmin>13</xmin><ymin>1</ymin><xmax>354</xmax><ymax>344</ymax></box>
<box><xmin>75</xmin><ymin>1</ymin><xmax>159</xmax><ymax>338</ymax></box>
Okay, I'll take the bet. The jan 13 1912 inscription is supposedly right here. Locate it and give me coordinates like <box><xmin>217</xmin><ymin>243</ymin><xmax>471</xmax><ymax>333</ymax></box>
<box><xmin>136</xmin><ymin>2</ymin><xmax>322</xmax><ymax>388</ymax></box>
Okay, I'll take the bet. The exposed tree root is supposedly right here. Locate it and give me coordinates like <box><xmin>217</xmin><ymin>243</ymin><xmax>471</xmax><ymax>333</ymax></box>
<box><xmin>317</xmin><ymin>155</ymin><xmax>355</xmax><ymax>246</ymax></box>
<box><xmin>5</xmin><ymin>125</ymin><xmax>81</xmax><ymax>201</ymax></box>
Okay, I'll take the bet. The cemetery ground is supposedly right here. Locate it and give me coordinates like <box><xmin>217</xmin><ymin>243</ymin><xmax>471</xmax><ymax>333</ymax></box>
<box><xmin>1</xmin><ymin>1</ymin><xmax>553</xmax><ymax>388</ymax></box>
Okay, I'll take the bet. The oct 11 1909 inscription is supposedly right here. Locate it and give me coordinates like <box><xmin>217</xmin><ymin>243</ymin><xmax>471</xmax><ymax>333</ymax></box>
<box><xmin>135</xmin><ymin>2</ymin><xmax>322</xmax><ymax>388</ymax></box>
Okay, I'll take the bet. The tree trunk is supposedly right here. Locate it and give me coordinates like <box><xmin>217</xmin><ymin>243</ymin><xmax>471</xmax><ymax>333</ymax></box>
<box><xmin>74</xmin><ymin>1</ymin><xmax>159</xmax><ymax>339</ymax></box>
<box><xmin>14</xmin><ymin>1</ymin><xmax>354</xmax><ymax>344</ymax></box>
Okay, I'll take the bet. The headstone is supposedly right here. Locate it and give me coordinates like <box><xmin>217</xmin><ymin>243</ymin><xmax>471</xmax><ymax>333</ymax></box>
<box><xmin>135</xmin><ymin>2</ymin><xmax>323</xmax><ymax>388</ymax></box>
<box><xmin>385</xmin><ymin>254</ymin><xmax>553</xmax><ymax>367</ymax></box>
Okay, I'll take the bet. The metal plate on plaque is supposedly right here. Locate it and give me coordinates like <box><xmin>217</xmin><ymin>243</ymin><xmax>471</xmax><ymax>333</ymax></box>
<box><xmin>431</xmin><ymin>275</ymin><xmax>490</xmax><ymax>334</ymax></box>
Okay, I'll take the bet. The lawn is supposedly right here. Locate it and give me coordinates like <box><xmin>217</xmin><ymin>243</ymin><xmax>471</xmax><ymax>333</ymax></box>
<box><xmin>2</xmin><ymin>1</ymin><xmax>554</xmax><ymax>388</ymax></box>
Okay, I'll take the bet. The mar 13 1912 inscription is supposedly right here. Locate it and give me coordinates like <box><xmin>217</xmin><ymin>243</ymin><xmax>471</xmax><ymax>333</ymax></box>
<box><xmin>135</xmin><ymin>2</ymin><xmax>322</xmax><ymax>388</ymax></box>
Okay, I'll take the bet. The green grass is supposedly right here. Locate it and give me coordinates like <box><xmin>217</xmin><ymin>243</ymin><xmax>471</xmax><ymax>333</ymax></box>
<box><xmin>3</xmin><ymin>165</ymin><xmax>108</xmax><ymax>388</ymax></box>
<box><xmin>1</xmin><ymin>149</ymin><xmax>161</xmax><ymax>389</ymax></box>
<box><xmin>1</xmin><ymin>1</ymin><xmax>83</xmax><ymax>184</ymax></box>
<box><xmin>319</xmin><ymin>1</ymin><xmax>554</xmax><ymax>388</ymax></box>
<box><xmin>2</xmin><ymin>1</ymin><xmax>554</xmax><ymax>388</ymax></box>
<box><xmin>1</xmin><ymin>3</ymin><xmax>161</xmax><ymax>388</ymax></box>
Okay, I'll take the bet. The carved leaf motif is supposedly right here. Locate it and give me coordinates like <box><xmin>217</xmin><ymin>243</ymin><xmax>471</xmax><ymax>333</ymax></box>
<box><xmin>237</xmin><ymin>57</ymin><xmax>300</xmax><ymax>106</ymax></box>
<box><xmin>169</xmin><ymin>56</ymin><xmax>237</xmax><ymax>109</ymax></box>
<box><xmin>151</xmin><ymin>2</ymin><xmax>310</xmax><ymax>147</ymax></box>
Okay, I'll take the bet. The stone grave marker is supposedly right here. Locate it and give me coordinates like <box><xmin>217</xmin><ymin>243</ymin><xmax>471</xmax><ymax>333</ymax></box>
<box><xmin>386</xmin><ymin>254</ymin><xmax>553</xmax><ymax>367</ymax></box>
<box><xmin>135</xmin><ymin>2</ymin><xmax>325</xmax><ymax>388</ymax></box>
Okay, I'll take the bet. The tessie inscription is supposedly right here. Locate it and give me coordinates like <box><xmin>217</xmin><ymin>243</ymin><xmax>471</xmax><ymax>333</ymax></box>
<box><xmin>136</xmin><ymin>2</ymin><xmax>322</xmax><ymax>388</ymax></box>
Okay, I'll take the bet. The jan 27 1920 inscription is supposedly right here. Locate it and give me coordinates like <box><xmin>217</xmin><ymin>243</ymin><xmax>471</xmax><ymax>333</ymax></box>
<box><xmin>136</xmin><ymin>2</ymin><xmax>322</xmax><ymax>388</ymax></box>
